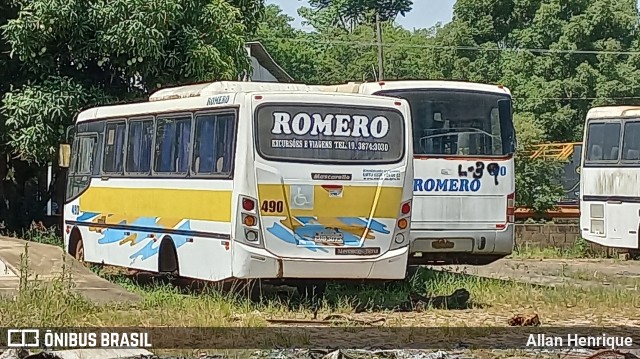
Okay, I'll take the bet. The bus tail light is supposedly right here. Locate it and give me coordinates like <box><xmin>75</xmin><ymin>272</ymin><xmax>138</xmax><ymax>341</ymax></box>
<box><xmin>392</xmin><ymin>200</ymin><xmax>412</xmax><ymax>249</ymax></box>
<box><xmin>242</xmin><ymin>198</ymin><xmax>256</xmax><ymax>212</ymax></box>
<box><xmin>243</xmin><ymin>214</ymin><xmax>257</xmax><ymax>227</ymax></box>
<box><xmin>238</xmin><ymin>196</ymin><xmax>262</xmax><ymax>247</ymax></box>
<box><xmin>497</xmin><ymin>193</ymin><xmax>515</xmax><ymax>230</ymax></box>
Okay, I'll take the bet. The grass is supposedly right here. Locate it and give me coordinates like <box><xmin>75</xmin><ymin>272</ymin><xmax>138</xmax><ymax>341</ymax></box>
<box><xmin>1</xmin><ymin>246</ymin><xmax>638</xmax><ymax>329</ymax></box>
<box><xmin>511</xmin><ymin>237</ymin><xmax>612</xmax><ymax>259</ymax></box>
<box><xmin>1</xmin><ymin>244</ymin><xmax>640</xmax><ymax>356</ymax></box>
<box><xmin>2</xmin><ymin>221</ymin><xmax>64</xmax><ymax>248</ymax></box>
<box><xmin>2</xmin><ymin>227</ymin><xmax>639</xmax><ymax>355</ymax></box>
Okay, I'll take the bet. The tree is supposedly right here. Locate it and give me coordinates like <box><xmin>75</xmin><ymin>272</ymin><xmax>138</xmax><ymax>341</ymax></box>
<box><xmin>253</xmin><ymin>4</ymin><xmax>330</xmax><ymax>84</ymax></box>
<box><xmin>513</xmin><ymin>113</ymin><xmax>564</xmax><ymax>214</ymax></box>
<box><xmin>256</xmin><ymin>4</ymin><xmax>437</xmax><ymax>84</ymax></box>
<box><xmin>0</xmin><ymin>0</ymin><xmax>257</xmax><ymax>229</ymax></box>
<box><xmin>228</xmin><ymin>0</ymin><xmax>266</xmax><ymax>36</ymax></box>
<box><xmin>301</xmin><ymin>0</ymin><xmax>413</xmax><ymax>32</ymax></box>
<box><xmin>430</xmin><ymin>0</ymin><xmax>640</xmax><ymax>141</ymax></box>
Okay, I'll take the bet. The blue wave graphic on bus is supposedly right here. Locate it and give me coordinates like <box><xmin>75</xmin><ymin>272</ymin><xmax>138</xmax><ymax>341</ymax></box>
<box><xmin>266</xmin><ymin>216</ymin><xmax>389</xmax><ymax>252</ymax></box>
<box><xmin>86</xmin><ymin>216</ymin><xmax>192</xmax><ymax>262</ymax></box>
<box><xmin>76</xmin><ymin>212</ymin><xmax>100</xmax><ymax>222</ymax></box>
<box><xmin>130</xmin><ymin>221</ymin><xmax>192</xmax><ymax>261</ymax></box>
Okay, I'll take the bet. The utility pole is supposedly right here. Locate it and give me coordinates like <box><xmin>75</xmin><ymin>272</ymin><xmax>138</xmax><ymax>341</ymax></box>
<box><xmin>375</xmin><ymin>12</ymin><xmax>384</xmax><ymax>81</ymax></box>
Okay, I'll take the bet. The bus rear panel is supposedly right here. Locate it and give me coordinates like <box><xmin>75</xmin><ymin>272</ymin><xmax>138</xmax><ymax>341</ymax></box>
<box><xmin>233</xmin><ymin>93</ymin><xmax>414</xmax><ymax>280</ymax></box>
<box><xmin>368</xmin><ymin>82</ymin><xmax>516</xmax><ymax>265</ymax></box>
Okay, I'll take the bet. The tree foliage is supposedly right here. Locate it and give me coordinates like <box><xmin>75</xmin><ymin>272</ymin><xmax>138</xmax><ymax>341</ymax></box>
<box><xmin>255</xmin><ymin>0</ymin><xmax>640</xmax><ymax>213</ymax></box>
<box><xmin>0</xmin><ymin>0</ymin><xmax>256</xmax><ymax>229</ymax></box>
<box><xmin>1</xmin><ymin>0</ymin><xmax>252</xmax><ymax>163</ymax></box>
<box><xmin>301</xmin><ymin>0</ymin><xmax>413</xmax><ymax>32</ymax></box>
<box><xmin>513</xmin><ymin>114</ymin><xmax>564</xmax><ymax>213</ymax></box>
<box><xmin>3</xmin><ymin>0</ymin><xmax>640</xmax><ymax>226</ymax></box>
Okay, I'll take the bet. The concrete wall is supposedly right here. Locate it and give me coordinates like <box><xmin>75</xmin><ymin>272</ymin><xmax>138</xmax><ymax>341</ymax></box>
<box><xmin>515</xmin><ymin>223</ymin><xmax>620</xmax><ymax>256</ymax></box>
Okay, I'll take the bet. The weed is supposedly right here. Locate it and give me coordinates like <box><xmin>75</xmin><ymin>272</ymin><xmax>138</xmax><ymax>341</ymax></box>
<box><xmin>0</xmin><ymin>243</ymin><xmax>95</xmax><ymax>326</ymax></box>
<box><xmin>513</xmin><ymin>237</ymin><xmax>607</xmax><ymax>259</ymax></box>
<box><xmin>0</xmin><ymin>245</ymin><xmax>638</xmax><ymax>329</ymax></box>
<box><xmin>21</xmin><ymin>221</ymin><xmax>62</xmax><ymax>247</ymax></box>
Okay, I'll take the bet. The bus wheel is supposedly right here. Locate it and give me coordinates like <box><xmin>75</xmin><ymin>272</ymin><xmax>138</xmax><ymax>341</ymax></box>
<box><xmin>69</xmin><ymin>229</ymin><xmax>85</xmax><ymax>264</ymax></box>
<box><xmin>74</xmin><ymin>238</ymin><xmax>85</xmax><ymax>263</ymax></box>
<box><xmin>158</xmin><ymin>237</ymin><xmax>179</xmax><ymax>278</ymax></box>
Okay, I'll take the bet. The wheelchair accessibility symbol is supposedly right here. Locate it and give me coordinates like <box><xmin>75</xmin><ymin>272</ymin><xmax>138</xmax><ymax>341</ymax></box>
<box><xmin>290</xmin><ymin>185</ymin><xmax>314</xmax><ymax>210</ymax></box>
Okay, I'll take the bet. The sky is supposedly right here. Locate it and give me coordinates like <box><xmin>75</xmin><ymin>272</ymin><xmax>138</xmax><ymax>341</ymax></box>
<box><xmin>265</xmin><ymin>0</ymin><xmax>457</xmax><ymax>31</ymax></box>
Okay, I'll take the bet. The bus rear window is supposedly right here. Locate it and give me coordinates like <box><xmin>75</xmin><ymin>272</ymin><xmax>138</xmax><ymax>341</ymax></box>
<box><xmin>376</xmin><ymin>89</ymin><xmax>515</xmax><ymax>156</ymax></box>
<box><xmin>254</xmin><ymin>104</ymin><xmax>405</xmax><ymax>163</ymax></box>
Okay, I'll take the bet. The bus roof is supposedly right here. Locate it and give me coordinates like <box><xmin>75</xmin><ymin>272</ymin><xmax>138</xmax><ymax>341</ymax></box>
<box><xmin>148</xmin><ymin>81</ymin><xmax>319</xmax><ymax>102</ymax></box>
<box><xmin>75</xmin><ymin>84</ymin><xmax>405</xmax><ymax>123</ymax></box>
<box><xmin>586</xmin><ymin>106</ymin><xmax>640</xmax><ymax>119</ymax></box>
<box><xmin>317</xmin><ymin>80</ymin><xmax>511</xmax><ymax>96</ymax></box>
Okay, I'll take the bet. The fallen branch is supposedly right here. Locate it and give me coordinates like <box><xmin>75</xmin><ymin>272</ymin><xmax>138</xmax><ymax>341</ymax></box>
<box><xmin>267</xmin><ymin>314</ymin><xmax>386</xmax><ymax>326</ymax></box>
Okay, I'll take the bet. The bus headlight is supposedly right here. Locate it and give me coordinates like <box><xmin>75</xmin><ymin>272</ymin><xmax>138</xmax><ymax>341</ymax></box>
<box><xmin>394</xmin><ymin>233</ymin><xmax>405</xmax><ymax>244</ymax></box>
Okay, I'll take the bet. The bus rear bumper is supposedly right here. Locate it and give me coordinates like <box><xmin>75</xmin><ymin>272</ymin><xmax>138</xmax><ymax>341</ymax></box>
<box><xmin>232</xmin><ymin>243</ymin><xmax>409</xmax><ymax>280</ymax></box>
<box><xmin>408</xmin><ymin>224</ymin><xmax>514</xmax><ymax>265</ymax></box>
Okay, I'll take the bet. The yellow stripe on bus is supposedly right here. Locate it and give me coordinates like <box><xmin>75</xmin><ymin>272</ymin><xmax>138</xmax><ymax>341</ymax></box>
<box><xmin>257</xmin><ymin>184</ymin><xmax>402</xmax><ymax>218</ymax></box>
<box><xmin>79</xmin><ymin>187</ymin><xmax>233</xmax><ymax>222</ymax></box>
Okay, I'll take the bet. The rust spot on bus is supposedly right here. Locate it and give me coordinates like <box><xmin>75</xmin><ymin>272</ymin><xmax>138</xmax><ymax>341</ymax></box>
<box><xmin>277</xmin><ymin>258</ymin><xmax>284</xmax><ymax>278</ymax></box>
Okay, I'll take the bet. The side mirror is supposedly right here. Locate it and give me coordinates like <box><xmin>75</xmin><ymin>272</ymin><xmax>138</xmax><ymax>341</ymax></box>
<box><xmin>59</xmin><ymin>144</ymin><xmax>71</xmax><ymax>168</ymax></box>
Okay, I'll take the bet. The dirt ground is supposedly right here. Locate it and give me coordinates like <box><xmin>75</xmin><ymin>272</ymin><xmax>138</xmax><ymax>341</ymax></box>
<box><xmin>314</xmin><ymin>258</ymin><xmax>640</xmax><ymax>328</ymax></box>
<box><xmin>436</xmin><ymin>257</ymin><xmax>640</xmax><ymax>290</ymax></box>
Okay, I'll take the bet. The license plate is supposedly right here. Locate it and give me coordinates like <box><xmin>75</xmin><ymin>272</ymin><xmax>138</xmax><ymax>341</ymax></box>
<box><xmin>314</xmin><ymin>233</ymin><xmax>344</xmax><ymax>245</ymax></box>
<box><xmin>336</xmin><ymin>247</ymin><xmax>381</xmax><ymax>255</ymax></box>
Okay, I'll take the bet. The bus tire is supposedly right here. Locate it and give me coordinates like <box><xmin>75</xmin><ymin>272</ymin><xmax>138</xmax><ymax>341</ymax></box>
<box><xmin>158</xmin><ymin>237</ymin><xmax>179</xmax><ymax>277</ymax></box>
<box><xmin>69</xmin><ymin>228</ymin><xmax>85</xmax><ymax>263</ymax></box>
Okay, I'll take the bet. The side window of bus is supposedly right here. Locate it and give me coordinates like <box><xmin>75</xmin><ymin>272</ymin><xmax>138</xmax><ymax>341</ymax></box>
<box><xmin>73</xmin><ymin>135</ymin><xmax>97</xmax><ymax>174</ymax></box>
<box><xmin>622</xmin><ymin>121</ymin><xmax>640</xmax><ymax>161</ymax></box>
<box><xmin>586</xmin><ymin>122</ymin><xmax>621</xmax><ymax>161</ymax></box>
<box><xmin>192</xmin><ymin>113</ymin><xmax>236</xmax><ymax>176</ymax></box>
<box><xmin>126</xmin><ymin>119</ymin><xmax>154</xmax><ymax>174</ymax></box>
<box><xmin>102</xmin><ymin>121</ymin><xmax>126</xmax><ymax>174</ymax></box>
<box><xmin>67</xmin><ymin>135</ymin><xmax>97</xmax><ymax>200</ymax></box>
<box><xmin>154</xmin><ymin>116</ymin><xmax>192</xmax><ymax>174</ymax></box>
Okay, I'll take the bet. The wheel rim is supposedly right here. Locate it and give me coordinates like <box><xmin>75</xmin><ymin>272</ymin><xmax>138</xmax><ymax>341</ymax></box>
<box><xmin>75</xmin><ymin>241</ymin><xmax>85</xmax><ymax>262</ymax></box>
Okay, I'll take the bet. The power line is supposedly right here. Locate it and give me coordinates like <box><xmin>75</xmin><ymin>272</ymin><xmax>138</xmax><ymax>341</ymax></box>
<box><xmin>284</xmin><ymin>38</ymin><xmax>640</xmax><ymax>56</ymax></box>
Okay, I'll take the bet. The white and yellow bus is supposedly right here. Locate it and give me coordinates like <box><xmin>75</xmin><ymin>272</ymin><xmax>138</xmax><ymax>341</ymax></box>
<box><xmin>60</xmin><ymin>81</ymin><xmax>415</xmax><ymax>291</ymax></box>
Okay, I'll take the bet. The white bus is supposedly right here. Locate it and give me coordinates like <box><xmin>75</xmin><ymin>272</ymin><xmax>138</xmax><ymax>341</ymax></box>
<box><xmin>60</xmin><ymin>81</ymin><xmax>415</xmax><ymax>292</ymax></box>
<box><xmin>317</xmin><ymin>81</ymin><xmax>517</xmax><ymax>266</ymax></box>
<box><xmin>580</xmin><ymin>106</ymin><xmax>640</xmax><ymax>251</ymax></box>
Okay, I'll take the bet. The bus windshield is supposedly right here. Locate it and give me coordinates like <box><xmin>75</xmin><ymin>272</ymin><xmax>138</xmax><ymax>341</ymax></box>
<box><xmin>377</xmin><ymin>89</ymin><xmax>515</xmax><ymax>157</ymax></box>
<box><xmin>254</xmin><ymin>103</ymin><xmax>406</xmax><ymax>164</ymax></box>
